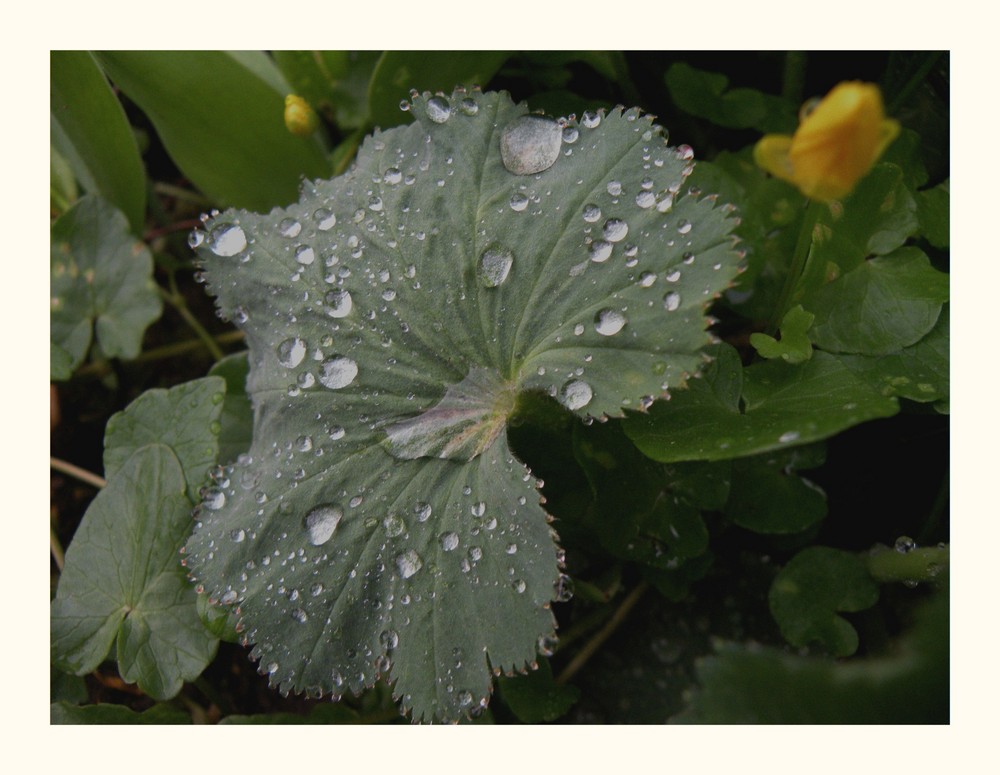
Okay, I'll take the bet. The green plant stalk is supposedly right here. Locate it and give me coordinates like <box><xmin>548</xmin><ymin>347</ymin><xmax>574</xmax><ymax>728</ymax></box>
<box><xmin>887</xmin><ymin>52</ymin><xmax>944</xmax><ymax>114</ymax></box>
<box><xmin>781</xmin><ymin>52</ymin><xmax>807</xmax><ymax>104</ymax></box>
<box><xmin>867</xmin><ymin>545</ymin><xmax>948</xmax><ymax>584</ymax></box>
<box><xmin>50</xmin><ymin>527</ymin><xmax>65</xmax><ymax>571</ymax></box>
<box><xmin>767</xmin><ymin>199</ymin><xmax>824</xmax><ymax>335</ymax></box>
<box><xmin>51</xmin><ymin>456</ymin><xmax>107</xmax><ymax>489</ymax></box>
<box><xmin>77</xmin><ymin>330</ymin><xmax>246</xmax><ymax>377</ymax></box>
<box><xmin>157</xmin><ymin>285</ymin><xmax>226</xmax><ymax>362</ymax></box>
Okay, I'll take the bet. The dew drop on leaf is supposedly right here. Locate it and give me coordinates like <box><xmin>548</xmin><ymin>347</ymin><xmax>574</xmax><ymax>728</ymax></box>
<box><xmin>582</xmin><ymin>203</ymin><xmax>602</xmax><ymax>223</ymax></box>
<box><xmin>594</xmin><ymin>308</ymin><xmax>627</xmax><ymax>336</ymax></box>
<box><xmin>278</xmin><ymin>217</ymin><xmax>302</xmax><ymax>238</ymax></box>
<box><xmin>318</xmin><ymin>356</ymin><xmax>358</xmax><ymax>389</ymax></box>
<box><xmin>663</xmin><ymin>291</ymin><xmax>681</xmax><ymax>312</ymax></box>
<box><xmin>425</xmin><ymin>96</ymin><xmax>452</xmax><ymax>123</ymax></box>
<box><xmin>509</xmin><ymin>193</ymin><xmax>529</xmax><ymax>212</ymax></box>
<box><xmin>439</xmin><ymin>531</ymin><xmax>459</xmax><ymax>551</ymax></box>
<box><xmin>560</xmin><ymin>379</ymin><xmax>594</xmax><ymax>410</ymax></box>
<box><xmin>314</xmin><ymin>208</ymin><xmax>336</xmax><ymax>230</ymax></box>
<box><xmin>603</xmin><ymin>218</ymin><xmax>628</xmax><ymax>243</ymax></box>
<box><xmin>208</xmin><ymin>224</ymin><xmax>247</xmax><ymax>257</ymax></box>
<box><xmin>294</xmin><ymin>245</ymin><xmax>315</xmax><ymax>265</ymax></box>
<box><xmin>500</xmin><ymin>115</ymin><xmax>563</xmax><ymax>176</ymax></box>
<box><xmin>478</xmin><ymin>246</ymin><xmax>514</xmax><ymax>287</ymax></box>
<box><xmin>324</xmin><ymin>289</ymin><xmax>353</xmax><ymax>318</ymax></box>
<box><xmin>277</xmin><ymin>337</ymin><xmax>307</xmax><ymax>368</ymax></box>
<box><xmin>304</xmin><ymin>504</ymin><xmax>343</xmax><ymax>546</ymax></box>
<box><xmin>396</xmin><ymin>550</ymin><xmax>423</xmax><ymax>579</ymax></box>
<box><xmin>590</xmin><ymin>240</ymin><xmax>613</xmax><ymax>263</ymax></box>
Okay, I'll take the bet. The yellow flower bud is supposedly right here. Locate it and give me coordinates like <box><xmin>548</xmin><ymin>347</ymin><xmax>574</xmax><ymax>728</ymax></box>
<box><xmin>283</xmin><ymin>94</ymin><xmax>319</xmax><ymax>137</ymax></box>
<box><xmin>754</xmin><ymin>81</ymin><xmax>900</xmax><ymax>202</ymax></box>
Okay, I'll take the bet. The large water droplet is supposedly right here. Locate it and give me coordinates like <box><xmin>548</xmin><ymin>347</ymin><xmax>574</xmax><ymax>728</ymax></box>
<box><xmin>663</xmin><ymin>291</ymin><xmax>681</xmax><ymax>312</ymax></box>
<box><xmin>594</xmin><ymin>309</ymin><xmax>627</xmax><ymax>336</ymax></box>
<box><xmin>778</xmin><ymin>430</ymin><xmax>800</xmax><ymax>443</ymax></box>
<box><xmin>582</xmin><ymin>203</ymin><xmax>602</xmax><ymax>223</ymax></box>
<box><xmin>383</xmin><ymin>513</ymin><xmax>405</xmax><ymax>538</ymax></box>
<box><xmin>278</xmin><ymin>218</ymin><xmax>302</xmax><ymax>238</ymax></box>
<box><xmin>478</xmin><ymin>246</ymin><xmax>514</xmax><ymax>287</ymax></box>
<box><xmin>581</xmin><ymin>111</ymin><xmax>601</xmax><ymax>129</ymax></box>
<box><xmin>426</xmin><ymin>96</ymin><xmax>452</xmax><ymax>123</ymax></box>
<box><xmin>439</xmin><ymin>531</ymin><xmax>459</xmax><ymax>552</ymax></box>
<box><xmin>500</xmin><ymin>115</ymin><xmax>562</xmax><ymax>176</ymax></box>
<box><xmin>314</xmin><ymin>208</ymin><xmax>336</xmax><ymax>230</ymax></box>
<box><xmin>560</xmin><ymin>379</ymin><xmax>593</xmax><ymax>410</ymax></box>
<box><xmin>509</xmin><ymin>193</ymin><xmax>529</xmax><ymax>212</ymax></box>
<box><xmin>277</xmin><ymin>337</ymin><xmax>307</xmax><ymax>368</ymax></box>
<box><xmin>396</xmin><ymin>550</ymin><xmax>423</xmax><ymax>579</ymax></box>
<box><xmin>208</xmin><ymin>224</ymin><xmax>247</xmax><ymax>256</ymax></box>
<box><xmin>294</xmin><ymin>245</ymin><xmax>315</xmax><ymax>265</ymax></box>
<box><xmin>324</xmin><ymin>289</ymin><xmax>353</xmax><ymax>318</ymax></box>
<box><xmin>603</xmin><ymin>218</ymin><xmax>628</xmax><ymax>242</ymax></box>
<box><xmin>319</xmin><ymin>356</ymin><xmax>358</xmax><ymax>389</ymax></box>
<box><xmin>304</xmin><ymin>504</ymin><xmax>343</xmax><ymax>546</ymax></box>
<box><xmin>589</xmin><ymin>240</ymin><xmax>613</xmax><ymax>263</ymax></box>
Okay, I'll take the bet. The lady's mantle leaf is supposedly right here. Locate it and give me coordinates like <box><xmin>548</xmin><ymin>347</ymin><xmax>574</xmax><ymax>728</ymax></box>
<box><xmin>183</xmin><ymin>89</ymin><xmax>741</xmax><ymax>722</ymax></box>
<box><xmin>50</xmin><ymin>195</ymin><xmax>162</xmax><ymax>380</ymax></box>
<box><xmin>50</xmin><ymin>446</ymin><xmax>218</xmax><ymax>700</ymax></box>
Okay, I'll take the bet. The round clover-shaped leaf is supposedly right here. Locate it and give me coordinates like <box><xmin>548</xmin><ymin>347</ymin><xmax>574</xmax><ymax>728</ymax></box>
<box><xmin>183</xmin><ymin>89</ymin><xmax>741</xmax><ymax>723</ymax></box>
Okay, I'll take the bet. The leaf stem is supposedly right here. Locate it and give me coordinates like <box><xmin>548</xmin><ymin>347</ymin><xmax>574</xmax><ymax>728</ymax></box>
<box><xmin>77</xmin><ymin>331</ymin><xmax>245</xmax><ymax>377</ymax></box>
<box><xmin>157</xmin><ymin>286</ymin><xmax>226</xmax><ymax>362</ymax></box>
<box><xmin>153</xmin><ymin>182</ymin><xmax>213</xmax><ymax>208</ymax></box>
<box><xmin>781</xmin><ymin>51</ymin><xmax>807</xmax><ymax>104</ymax></box>
<box><xmin>51</xmin><ymin>457</ymin><xmax>106</xmax><ymax>489</ymax></box>
<box><xmin>50</xmin><ymin>527</ymin><xmax>65</xmax><ymax>571</ymax></box>
<box><xmin>767</xmin><ymin>199</ymin><xmax>824</xmax><ymax>335</ymax></box>
<box><xmin>867</xmin><ymin>544</ymin><xmax>949</xmax><ymax>584</ymax></box>
<box><xmin>555</xmin><ymin>581</ymin><xmax>648</xmax><ymax>685</ymax></box>
<box><xmin>887</xmin><ymin>52</ymin><xmax>944</xmax><ymax>114</ymax></box>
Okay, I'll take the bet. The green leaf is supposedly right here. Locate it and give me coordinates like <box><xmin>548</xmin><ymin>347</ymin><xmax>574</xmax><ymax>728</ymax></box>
<box><xmin>623</xmin><ymin>343</ymin><xmax>898</xmax><ymax>463</ymax></box>
<box><xmin>665</xmin><ymin>62</ymin><xmax>795</xmax><ymax>132</ymax></box>
<box><xmin>273</xmin><ymin>51</ymin><xmax>380</xmax><ymax>131</ymax></box>
<box><xmin>51</xmin><ymin>446</ymin><xmax>218</xmax><ymax>700</ymax></box>
<box><xmin>367</xmin><ymin>51</ymin><xmax>511</xmax><ymax>129</ymax></box>
<box><xmin>50</xmin><ymin>195</ymin><xmax>163</xmax><ymax>380</ymax></box>
<box><xmin>50</xmin><ymin>666</ymin><xmax>88</xmax><ymax>704</ymax></box>
<box><xmin>768</xmin><ymin>547</ymin><xmax>880</xmax><ymax>656</ymax></box>
<box><xmin>51</xmin><ymin>701</ymin><xmax>191</xmax><ymax>724</ymax></box>
<box><xmin>834</xmin><ymin>304</ymin><xmax>949</xmax><ymax>404</ymax></box>
<box><xmin>750</xmin><ymin>304</ymin><xmax>814</xmax><ymax>363</ymax></box>
<box><xmin>50</xmin><ymin>51</ymin><xmax>146</xmax><ymax>234</ymax></box>
<box><xmin>94</xmin><ymin>51</ymin><xmax>330</xmax><ymax>211</ymax></box>
<box><xmin>676</xmin><ymin>588</ymin><xmax>948</xmax><ymax>723</ymax></box>
<box><xmin>497</xmin><ymin>658</ymin><xmax>580</xmax><ymax>722</ymax></box>
<box><xmin>916</xmin><ymin>178</ymin><xmax>949</xmax><ymax>248</ymax></box>
<box><xmin>184</xmin><ymin>90</ymin><xmax>742</xmax><ymax>722</ymax></box>
<box><xmin>807</xmin><ymin>247</ymin><xmax>949</xmax><ymax>356</ymax></box>
<box><xmin>103</xmin><ymin>377</ymin><xmax>225</xmax><ymax>501</ymax></box>
<box><xmin>724</xmin><ymin>445</ymin><xmax>827</xmax><ymax>534</ymax></box>
<box><xmin>50</xmin><ymin>143</ymin><xmax>78</xmax><ymax>216</ymax></box>
<box><xmin>208</xmin><ymin>352</ymin><xmax>254</xmax><ymax>465</ymax></box>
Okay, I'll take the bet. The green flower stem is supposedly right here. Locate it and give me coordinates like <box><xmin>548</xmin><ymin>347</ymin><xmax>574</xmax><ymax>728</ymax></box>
<box><xmin>556</xmin><ymin>581</ymin><xmax>648</xmax><ymax>686</ymax></box>
<box><xmin>781</xmin><ymin>52</ymin><xmax>807</xmax><ymax>104</ymax></box>
<box><xmin>50</xmin><ymin>527</ymin><xmax>65</xmax><ymax>572</ymax></box>
<box><xmin>77</xmin><ymin>331</ymin><xmax>246</xmax><ymax>378</ymax></box>
<box><xmin>887</xmin><ymin>52</ymin><xmax>944</xmax><ymax>114</ymax></box>
<box><xmin>51</xmin><ymin>456</ymin><xmax>107</xmax><ymax>489</ymax></box>
<box><xmin>157</xmin><ymin>285</ymin><xmax>226</xmax><ymax>362</ymax></box>
<box><xmin>767</xmin><ymin>199</ymin><xmax>824</xmax><ymax>335</ymax></box>
<box><xmin>867</xmin><ymin>544</ymin><xmax>949</xmax><ymax>584</ymax></box>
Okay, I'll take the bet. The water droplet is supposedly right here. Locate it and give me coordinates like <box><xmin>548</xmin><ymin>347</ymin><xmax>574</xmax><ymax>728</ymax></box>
<box><xmin>414</xmin><ymin>502</ymin><xmax>432</xmax><ymax>522</ymax></box>
<box><xmin>513</xmin><ymin>579</ymin><xmax>527</xmax><ymax>593</ymax></box>
<box><xmin>666</xmin><ymin>269</ymin><xmax>681</xmax><ymax>283</ymax></box>
<box><xmin>439</xmin><ymin>531</ymin><xmax>459</xmax><ymax>551</ymax></box>
<box><xmin>318</xmin><ymin>356</ymin><xmax>358</xmax><ymax>389</ymax></box>
<box><xmin>294</xmin><ymin>245</ymin><xmax>315</xmax><ymax>265</ymax></box>
<box><xmin>573</xmin><ymin>323</ymin><xmax>585</xmax><ymax>336</ymax></box>
<box><xmin>594</xmin><ymin>309</ymin><xmax>627</xmax><ymax>336</ymax></box>
<box><xmin>562</xmin><ymin>126</ymin><xmax>579</xmax><ymax>144</ymax></box>
<box><xmin>471</xmin><ymin>501</ymin><xmax>486</xmax><ymax>517</ymax></box>
<box><xmin>677</xmin><ymin>219</ymin><xmax>693</xmax><ymax>235</ymax></box>
<box><xmin>277</xmin><ymin>337</ymin><xmax>307</xmax><ymax>368</ymax></box>
<box><xmin>468</xmin><ymin>546</ymin><xmax>483</xmax><ymax>562</ymax></box>
<box><xmin>603</xmin><ymin>218</ymin><xmax>628</xmax><ymax>242</ymax></box>
<box><xmin>478</xmin><ymin>246</ymin><xmax>514</xmax><ymax>287</ymax></box>
<box><xmin>383</xmin><ymin>513</ymin><xmax>405</xmax><ymax>538</ymax></box>
<box><xmin>230</xmin><ymin>528</ymin><xmax>246</xmax><ymax>543</ymax></box>
<box><xmin>425</xmin><ymin>96</ymin><xmax>451</xmax><ymax>123</ymax></box>
<box><xmin>314</xmin><ymin>208</ymin><xmax>336</xmax><ymax>230</ymax></box>
<box><xmin>607</xmin><ymin>181</ymin><xmax>623</xmax><ymax>196</ymax></box>
<box><xmin>220</xmin><ymin>590</ymin><xmax>238</xmax><ymax>605</ymax></box>
<box><xmin>457</xmin><ymin>690</ymin><xmax>474</xmax><ymax>707</ymax></box>
<box><xmin>509</xmin><ymin>193</ymin><xmax>529</xmax><ymax>212</ymax></box>
<box><xmin>328</xmin><ymin>425</ymin><xmax>346</xmax><ymax>441</ymax></box>
<box><xmin>895</xmin><ymin>536</ymin><xmax>917</xmax><ymax>554</ymax></box>
<box><xmin>304</xmin><ymin>504</ymin><xmax>343</xmax><ymax>546</ymax></box>
<box><xmin>589</xmin><ymin>240</ymin><xmax>613</xmax><ymax>263</ymax></box>
<box><xmin>188</xmin><ymin>229</ymin><xmax>205</xmax><ymax>249</ymax></box>
<box><xmin>581</xmin><ymin>111</ymin><xmax>601</xmax><ymax>128</ymax></box>
<box><xmin>778</xmin><ymin>430</ymin><xmax>800</xmax><ymax>443</ymax></box>
<box><xmin>639</xmin><ymin>271</ymin><xmax>656</xmax><ymax>287</ymax></box>
<box><xmin>500</xmin><ymin>115</ymin><xmax>563</xmax><ymax>175</ymax></box>
<box><xmin>505</xmin><ymin>543</ymin><xmax>518</xmax><ymax>555</ymax></box>
<box><xmin>324</xmin><ymin>289</ymin><xmax>353</xmax><ymax>318</ymax></box>
<box><xmin>582</xmin><ymin>203</ymin><xmax>602</xmax><ymax>223</ymax></box>
<box><xmin>561</xmin><ymin>379</ymin><xmax>593</xmax><ymax>410</ymax></box>
<box><xmin>368</xmin><ymin>196</ymin><xmax>384</xmax><ymax>212</ymax></box>
<box><xmin>291</xmin><ymin>608</ymin><xmax>308</xmax><ymax>623</ymax></box>
<box><xmin>380</xmin><ymin>629</ymin><xmax>400</xmax><ymax>651</ymax></box>
<box><xmin>635</xmin><ymin>190</ymin><xmax>656</xmax><ymax>209</ymax></box>
<box><xmin>278</xmin><ymin>218</ymin><xmax>302</xmax><ymax>238</ymax></box>
<box><xmin>459</xmin><ymin>97</ymin><xmax>479</xmax><ymax>116</ymax></box>
<box><xmin>663</xmin><ymin>291</ymin><xmax>681</xmax><ymax>312</ymax></box>
<box><xmin>537</xmin><ymin>634</ymin><xmax>557</xmax><ymax>657</ymax></box>
<box><xmin>202</xmin><ymin>487</ymin><xmax>226</xmax><ymax>510</ymax></box>
<box><xmin>383</xmin><ymin>168</ymin><xmax>403</xmax><ymax>185</ymax></box>
<box><xmin>208</xmin><ymin>224</ymin><xmax>247</xmax><ymax>257</ymax></box>
<box><xmin>396</xmin><ymin>550</ymin><xmax>423</xmax><ymax>579</ymax></box>
<box><xmin>310</xmin><ymin>582</ymin><xmax>324</xmax><ymax>597</ymax></box>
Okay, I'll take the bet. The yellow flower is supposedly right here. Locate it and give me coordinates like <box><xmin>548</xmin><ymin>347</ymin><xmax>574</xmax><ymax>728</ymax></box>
<box><xmin>754</xmin><ymin>81</ymin><xmax>900</xmax><ymax>202</ymax></box>
<box><xmin>283</xmin><ymin>94</ymin><xmax>319</xmax><ymax>137</ymax></box>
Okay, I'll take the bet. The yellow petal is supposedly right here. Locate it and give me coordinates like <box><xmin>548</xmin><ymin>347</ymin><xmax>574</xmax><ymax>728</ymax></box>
<box><xmin>284</xmin><ymin>94</ymin><xmax>319</xmax><ymax>138</ymax></box>
<box><xmin>753</xmin><ymin>134</ymin><xmax>795</xmax><ymax>183</ymax></box>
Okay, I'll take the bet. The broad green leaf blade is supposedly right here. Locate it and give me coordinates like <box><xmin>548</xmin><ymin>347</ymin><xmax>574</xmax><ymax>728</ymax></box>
<box><xmin>51</xmin><ymin>446</ymin><xmax>217</xmax><ymax>699</ymax></box>
<box><xmin>184</xmin><ymin>90</ymin><xmax>740</xmax><ymax>723</ymax></box>
<box><xmin>623</xmin><ymin>343</ymin><xmax>898</xmax><ymax>462</ymax></box>
<box><xmin>103</xmin><ymin>377</ymin><xmax>225</xmax><ymax>501</ymax></box>
<box><xmin>208</xmin><ymin>352</ymin><xmax>254</xmax><ymax>465</ymax></box>
<box><xmin>50</xmin><ymin>51</ymin><xmax>146</xmax><ymax>234</ymax></box>
<box><xmin>50</xmin><ymin>143</ymin><xmax>78</xmax><ymax>216</ymax></box>
<box><xmin>916</xmin><ymin>179</ymin><xmax>949</xmax><ymax>248</ymax></box>
<box><xmin>51</xmin><ymin>701</ymin><xmax>191</xmax><ymax>724</ymax></box>
<box><xmin>94</xmin><ymin>51</ymin><xmax>330</xmax><ymax>211</ymax></box>
<box><xmin>367</xmin><ymin>52</ymin><xmax>511</xmax><ymax>129</ymax></box>
<box><xmin>50</xmin><ymin>195</ymin><xmax>162</xmax><ymax>380</ymax></box>
<box><xmin>750</xmin><ymin>304</ymin><xmax>814</xmax><ymax>363</ymax></box>
<box><xmin>724</xmin><ymin>445</ymin><xmax>827</xmax><ymax>534</ymax></box>
<box><xmin>768</xmin><ymin>547</ymin><xmax>879</xmax><ymax>657</ymax></box>
<box><xmin>808</xmin><ymin>248</ymin><xmax>949</xmax><ymax>356</ymax></box>
<box><xmin>497</xmin><ymin>658</ymin><xmax>579</xmax><ymax>722</ymax></box>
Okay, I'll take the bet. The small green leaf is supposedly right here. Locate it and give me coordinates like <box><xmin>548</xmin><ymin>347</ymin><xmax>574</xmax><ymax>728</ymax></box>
<box><xmin>94</xmin><ymin>51</ymin><xmax>330</xmax><ymax>211</ymax></box>
<box><xmin>51</xmin><ymin>701</ymin><xmax>191</xmax><ymax>724</ymax></box>
<box><xmin>50</xmin><ymin>195</ymin><xmax>162</xmax><ymax>380</ymax></box>
<box><xmin>51</xmin><ymin>446</ymin><xmax>218</xmax><ymax>700</ymax></box>
<box><xmin>665</xmin><ymin>62</ymin><xmax>795</xmax><ymax>132</ymax></box>
<box><xmin>184</xmin><ymin>90</ymin><xmax>742</xmax><ymax>722</ymax></box>
<box><xmin>724</xmin><ymin>445</ymin><xmax>827</xmax><ymax>534</ymax></box>
<box><xmin>808</xmin><ymin>247</ymin><xmax>949</xmax><ymax>356</ymax></box>
<box><xmin>916</xmin><ymin>179</ymin><xmax>949</xmax><ymax>248</ymax></box>
<box><xmin>367</xmin><ymin>51</ymin><xmax>510</xmax><ymax>129</ymax></box>
<box><xmin>497</xmin><ymin>659</ymin><xmax>580</xmax><ymax>722</ymax></box>
<box><xmin>623</xmin><ymin>343</ymin><xmax>898</xmax><ymax>463</ymax></box>
<box><xmin>768</xmin><ymin>547</ymin><xmax>880</xmax><ymax>656</ymax></box>
<box><xmin>750</xmin><ymin>305</ymin><xmax>814</xmax><ymax>363</ymax></box>
<box><xmin>50</xmin><ymin>51</ymin><xmax>146</xmax><ymax>233</ymax></box>
<box><xmin>103</xmin><ymin>377</ymin><xmax>225</xmax><ymax>501</ymax></box>
<box><xmin>208</xmin><ymin>352</ymin><xmax>254</xmax><ymax>465</ymax></box>
<box><xmin>50</xmin><ymin>666</ymin><xmax>88</xmax><ymax>705</ymax></box>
